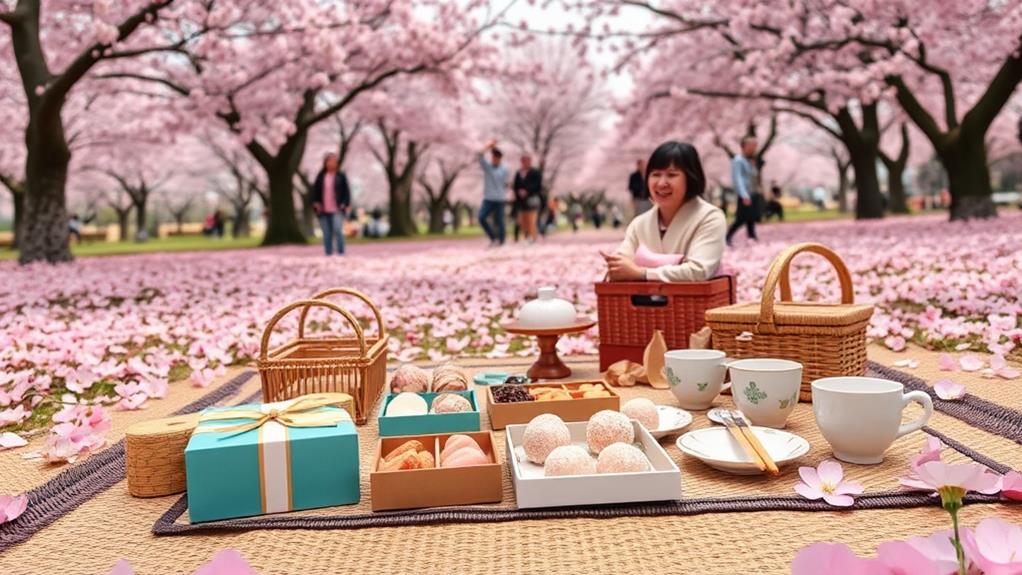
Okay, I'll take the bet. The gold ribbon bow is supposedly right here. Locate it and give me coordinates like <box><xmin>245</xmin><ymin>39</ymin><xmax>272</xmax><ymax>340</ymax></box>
<box><xmin>195</xmin><ymin>392</ymin><xmax>354</xmax><ymax>436</ymax></box>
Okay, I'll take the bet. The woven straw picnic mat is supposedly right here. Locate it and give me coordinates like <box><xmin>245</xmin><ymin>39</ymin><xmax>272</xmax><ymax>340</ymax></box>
<box><xmin>869</xmin><ymin>343</ymin><xmax>1022</xmax><ymax>411</ymax></box>
<box><xmin>2</xmin><ymin>354</ymin><xmax>1020</xmax><ymax>575</ymax></box>
<box><xmin>159</xmin><ymin>363</ymin><xmax>1021</xmax><ymax>527</ymax></box>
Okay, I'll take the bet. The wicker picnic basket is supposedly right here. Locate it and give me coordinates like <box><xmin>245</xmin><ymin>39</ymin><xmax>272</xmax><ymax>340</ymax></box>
<box><xmin>595</xmin><ymin>276</ymin><xmax>736</xmax><ymax>370</ymax></box>
<box><xmin>258</xmin><ymin>288</ymin><xmax>388</xmax><ymax>425</ymax></box>
<box><xmin>705</xmin><ymin>243</ymin><xmax>873</xmax><ymax>401</ymax></box>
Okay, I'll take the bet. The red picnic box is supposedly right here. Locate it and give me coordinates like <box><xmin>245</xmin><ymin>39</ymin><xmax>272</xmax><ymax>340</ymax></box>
<box><xmin>595</xmin><ymin>275</ymin><xmax>737</xmax><ymax>370</ymax></box>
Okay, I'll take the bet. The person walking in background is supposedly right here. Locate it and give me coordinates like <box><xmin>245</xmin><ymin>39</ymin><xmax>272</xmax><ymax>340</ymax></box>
<box><xmin>542</xmin><ymin>195</ymin><xmax>559</xmax><ymax>235</ymax></box>
<box><xmin>477</xmin><ymin>139</ymin><xmax>509</xmax><ymax>246</ymax></box>
<box><xmin>68</xmin><ymin>213</ymin><xmax>82</xmax><ymax>244</ymax></box>
<box><xmin>763</xmin><ymin>181</ymin><xmax>785</xmax><ymax>221</ymax></box>
<box><xmin>725</xmin><ymin>135</ymin><xmax>760</xmax><ymax>247</ymax></box>
<box><xmin>513</xmin><ymin>153</ymin><xmax>542</xmax><ymax>243</ymax></box>
<box><xmin>311</xmin><ymin>152</ymin><xmax>351</xmax><ymax>255</ymax></box>
<box><xmin>628</xmin><ymin>159</ymin><xmax>651</xmax><ymax>219</ymax></box>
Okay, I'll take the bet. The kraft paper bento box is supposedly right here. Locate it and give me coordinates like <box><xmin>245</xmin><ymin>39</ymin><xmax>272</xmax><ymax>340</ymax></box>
<box><xmin>184</xmin><ymin>393</ymin><xmax>359</xmax><ymax>523</ymax></box>
<box><xmin>370</xmin><ymin>431</ymin><xmax>502</xmax><ymax>511</ymax></box>
<box><xmin>487</xmin><ymin>381</ymin><xmax>620</xmax><ymax>429</ymax></box>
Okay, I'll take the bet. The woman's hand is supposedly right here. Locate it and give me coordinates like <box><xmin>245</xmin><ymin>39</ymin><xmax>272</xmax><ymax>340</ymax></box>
<box><xmin>600</xmin><ymin>251</ymin><xmax>646</xmax><ymax>281</ymax></box>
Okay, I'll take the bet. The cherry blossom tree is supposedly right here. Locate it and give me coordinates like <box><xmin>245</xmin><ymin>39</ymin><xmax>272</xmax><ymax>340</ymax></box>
<box><xmin>489</xmin><ymin>40</ymin><xmax>606</xmax><ymax>196</ymax></box>
<box><xmin>107</xmin><ymin>0</ymin><xmax>508</xmax><ymax>246</ymax></box>
<box><xmin>573</xmin><ymin>0</ymin><xmax>1022</xmax><ymax>221</ymax></box>
<box><xmin>418</xmin><ymin>148</ymin><xmax>471</xmax><ymax>234</ymax></box>
<box><xmin>0</xmin><ymin>0</ymin><xmax>206</xmax><ymax>262</ymax></box>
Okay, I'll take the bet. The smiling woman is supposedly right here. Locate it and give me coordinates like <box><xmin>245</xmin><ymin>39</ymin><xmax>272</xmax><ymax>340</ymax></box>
<box><xmin>604</xmin><ymin>141</ymin><xmax>727</xmax><ymax>282</ymax></box>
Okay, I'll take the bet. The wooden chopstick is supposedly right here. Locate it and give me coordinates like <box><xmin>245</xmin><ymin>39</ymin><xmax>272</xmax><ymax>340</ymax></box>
<box><xmin>731</xmin><ymin>412</ymin><xmax>780</xmax><ymax>475</ymax></box>
<box><xmin>721</xmin><ymin>413</ymin><xmax>767</xmax><ymax>472</ymax></box>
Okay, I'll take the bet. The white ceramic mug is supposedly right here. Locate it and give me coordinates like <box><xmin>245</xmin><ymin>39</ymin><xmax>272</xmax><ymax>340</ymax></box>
<box><xmin>729</xmin><ymin>359</ymin><xmax>803</xmax><ymax>429</ymax></box>
<box><xmin>812</xmin><ymin>377</ymin><xmax>934</xmax><ymax>465</ymax></box>
<box><xmin>664</xmin><ymin>349</ymin><xmax>728</xmax><ymax>410</ymax></box>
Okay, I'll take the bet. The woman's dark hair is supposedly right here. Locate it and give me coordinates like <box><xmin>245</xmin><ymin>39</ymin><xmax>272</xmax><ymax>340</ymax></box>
<box><xmin>321</xmin><ymin>152</ymin><xmax>339</xmax><ymax>172</ymax></box>
<box><xmin>645</xmin><ymin>141</ymin><xmax>706</xmax><ymax>202</ymax></box>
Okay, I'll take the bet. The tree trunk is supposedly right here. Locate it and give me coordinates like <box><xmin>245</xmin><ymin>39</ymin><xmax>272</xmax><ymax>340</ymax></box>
<box><xmin>261</xmin><ymin>147</ymin><xmax>307</xmax><ymax>245</ymax></box>
<box><xmin>116</xmin><ymin>209</ymin><xmax>130</xmax><ymax>241</ymax></box>
<box><xmin>427</xmin><ymin>200</ymin><xmax>446</xmax><ymax>234</ymax></box>
<box><xmin>941</xmin><ymin>129</ymin><xmax>997</xmax><ymax>220</ymax></box>
<box><xmin>880</xmin><ymin>123</ymin><xmax>911</xmax><ymax>215</ymax></box>
<box><xmin>837</xmin><ymin>164</ymin><xmax>850</xmax><ymax>214</ymax></box>
<box><xmin>835</xmin><ymin>104</ymin><xmax>884</xmax><ymax>220</ymax></box>
<box><xmin>12</xmin><ymin>187</ymin><xmax>24</xmax><ymax>249</ymax></box>
<box><xmin>174</xmin><ymin>214</ymin><xmax>185</xmax><ymax>234</ymax></box>
<box><xmin>387</xmin><ymin>173</ymin><xmax>418</xmax><ymax>237</ymax></box>
<box><xmin>20</xmin><ymin>115</ymin><xmax>72</xmax><ymax>263</ymax></box>
<box><xmin>886</xmin><ymin>166</ymin><xmax>910</xmax><ymax>214</ymax></box>
<box><xmin>233</xmin><ymin>208</ymin><xmax>251</xmax><ymax>238</ymax></box>
<box><xmin>134</xmin><ymin>197</ymin><xmax>148</xmax><ymax>241</ymax></box>
<box><xmin>297</xmin><ymin>190</ymin><xmax>316</xmax><ymax>238</ymax></box>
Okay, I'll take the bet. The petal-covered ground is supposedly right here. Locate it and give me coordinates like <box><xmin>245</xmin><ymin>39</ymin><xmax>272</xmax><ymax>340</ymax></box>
<box><xmin>1</xmin><ymin>213</ymin><xmax>1020</xmax><ymax>448</ymax></box>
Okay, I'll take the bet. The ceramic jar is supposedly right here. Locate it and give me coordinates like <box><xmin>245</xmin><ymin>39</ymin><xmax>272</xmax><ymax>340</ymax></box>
<box><xmin>517</xmin><ymin>287</ymin><xmax>577</xmax><ymax>328</ymax></box>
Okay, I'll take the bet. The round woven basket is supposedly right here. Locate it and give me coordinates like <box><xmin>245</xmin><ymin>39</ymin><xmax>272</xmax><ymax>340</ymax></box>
<box><xmin>125</xmin><ymin>413</ymin><xmax>200</xmax><ymax>498</ymax></box>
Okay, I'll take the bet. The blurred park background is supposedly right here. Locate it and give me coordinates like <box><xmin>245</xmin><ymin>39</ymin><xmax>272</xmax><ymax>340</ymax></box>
<box><xmin>1</xmin><ymin>0</ymin><xmax>1020</xmax><ymax>262</ymax></box>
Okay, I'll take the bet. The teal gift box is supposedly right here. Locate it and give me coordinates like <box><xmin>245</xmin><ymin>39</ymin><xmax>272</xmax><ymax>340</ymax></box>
<box><xmin>184</xmin><ymin>393</ymin><xmax>360</xmax><ymax>523</ymax></box>
<box><xmin>377</xmin><ymin>390</ymin><xmax>480</xmax><ymax>437</ymax></box>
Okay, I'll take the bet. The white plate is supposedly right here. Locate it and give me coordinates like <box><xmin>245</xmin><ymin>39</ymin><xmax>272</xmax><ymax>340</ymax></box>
<box><xmin>675</xmin><ymin>426</ymin><xmax>810</xmax><ymax>475</ymax></box>
<box><xmin>650</xmin><ymin>405</ymin><xmax>693</xmax><ymax>439</ymax></box>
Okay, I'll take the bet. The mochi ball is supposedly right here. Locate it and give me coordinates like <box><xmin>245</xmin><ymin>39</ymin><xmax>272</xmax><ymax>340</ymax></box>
<box><xmin>432</xmin><ymin>363</ymin><xmax>470</xmax><ymax>392</ymax></box>
<box><xmin>431</xmin><ymin>393</ymin><xmax>472</xmax><ymax>413</ymax></box>
<box><xmin>544</xmin><ymin>445</ymin><xmax>596</xmax><ymax>477</ymax></box>
<box><xmin>390</xmin><ymin>364</ymin><xmax>430</xmax><ymax>393</ymax></box>
<box><xmin>596</xmin><ymin>442</ymin><xmax>650</xmax><ymax>474</ymax></box>
<box><xmin>522</xmin><ymin>414</ymin><xmax>571</xmax><ymax>464</ymax></box>
<box><xmin>621</xmin><ymin>398</ymin><xmax>659</xmax><ymax>430</ymax></box>
<box><xmin>586</xmin><ymin>410</ymin><xmax>634</xmax><ymax>454</ymax></box>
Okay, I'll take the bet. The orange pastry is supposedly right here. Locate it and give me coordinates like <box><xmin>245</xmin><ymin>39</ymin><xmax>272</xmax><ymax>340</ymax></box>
<box><xmin>379</xmin><ymin>445</ymin><xmax>435</xmax><ymax>471</ymax></box>
<box><xmin>383</xmin><ymin>440</ymin><xmax>425</xmax><ymax>463</ymax></box>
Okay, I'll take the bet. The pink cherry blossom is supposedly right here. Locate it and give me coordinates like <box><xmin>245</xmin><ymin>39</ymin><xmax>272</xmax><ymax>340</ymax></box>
<box><xmin>1000</xmin><ymin>472</ymin><xmax>1022</xmax><ymax>501</ymax></box>
<box><xmin>902</xmin><ymin>530</ymin><xmax>962</xmax><ymax>575</ymax></box>
<box><xmin>961</xmin><ymin>518</ymin><xmax>1022</xmax><ymax>575</ymax></box>
<box><xmin>791</xmin><ymin>543</ymin><xmax>891</xmax><ymax>575</ymax></box>
<box><xmin>933</xmin><ymin>379</ymin><xmax>966</xmax><ymax>401</ymax></box>
<box><xmin>794</xmin><ymin>460</ymin><xmax>864</xmax><ymax>507</ymax></box>
<box><xmin>989</xmin><ymin>355</ymin><xmax>1021</xmax><ymax>380</ymax></box>
<box><xmin>0</xmin><ymin>493</ymin><xmax>28</xmax><ymax>524</ymax></box>
<box><xmin>876</xmin><ymin>540</ymin><xmax>944</xmax><ymax>575</ymax></box>
<box><xmin>913</xmin><ymin>461</ymin><xmax>1003</xmax><ymax>497</ymax></box>
<box><xmin>192</xmin><ymin>549</ymin><xmax>259</xmax><ymax>575</ymax></box>
<box><xmin>958</xmin><ymin>355</ymin><xmax>985</xmax><ymax>372</ymax></box>
<box><xmin>884</xmin><ymin>336</ymin><xmax>907</xmax><ymax>352</ymax></box>
<box><xmin>0</xmin><ymin>432</ymin><xmax>27</xmax><ymax>449</ymax></box>
<box><xmin>937</xmin><ymin>354</ymin><xmax>958</xmax><ymax>372</ymax></box>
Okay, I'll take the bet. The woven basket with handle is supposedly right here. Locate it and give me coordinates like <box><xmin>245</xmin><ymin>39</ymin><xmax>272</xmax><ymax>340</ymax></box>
<box><xmin>258</xmin><ymin>288</ymin><xmax>388</xmax><ymax>424</ymax></box>
<box><xmin>705</xmin><ymin>243</ymin><xmax>874</xmax><ymax>401</ymax></box>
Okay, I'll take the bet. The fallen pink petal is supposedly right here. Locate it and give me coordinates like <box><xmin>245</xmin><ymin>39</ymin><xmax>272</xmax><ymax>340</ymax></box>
<box><xmin>0</xmin><ymin>493</ymin><xmax>28</xmax><ymax>524</ymax></box>
<box><xmin>933</xmin><ymin>379</ymin><xmax>966</xmax><ymax>400</ymax></box>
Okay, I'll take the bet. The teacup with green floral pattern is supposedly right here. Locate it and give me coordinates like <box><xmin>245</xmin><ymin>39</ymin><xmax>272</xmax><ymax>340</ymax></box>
<box><xmin>729</xmin><ymin>359</ymin><xmax>803</xmax><ymax>429</ymax></box>
<box><xmin>664</xmin><ymin>349</ymin><xmax>729</xmax><ymax>410</ymax></box>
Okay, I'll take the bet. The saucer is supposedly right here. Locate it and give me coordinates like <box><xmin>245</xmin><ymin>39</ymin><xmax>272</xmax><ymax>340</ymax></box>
<box><xmin>650</xmin><ymin>406</ymin><xmax>693</xmax><ymax>439</ymax></box>
<box><xmin>706</xmin><ymin>408</ymin><xmax>734</xmax><ymax>425</ymax></box>
<box><xmin>675</xmin><ymin>426</ymin><xmax>810</xmax><ymax>475</ymax></box>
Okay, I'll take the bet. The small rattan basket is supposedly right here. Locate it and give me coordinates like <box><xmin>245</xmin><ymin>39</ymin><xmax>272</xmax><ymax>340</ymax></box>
<box><xmin>258</xmin><ymin>288</ymin><xmax>388</xmax><ymax>425</ymax></box>
<box><xmin>125</xmin><ymin>413</ymin><xmax>200</xmax><ymax>498</ymax></box>
<box><xmin>705</xmin><ymin>243</ymin><xmax>874</xmax><ymax>401</ymax></box>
